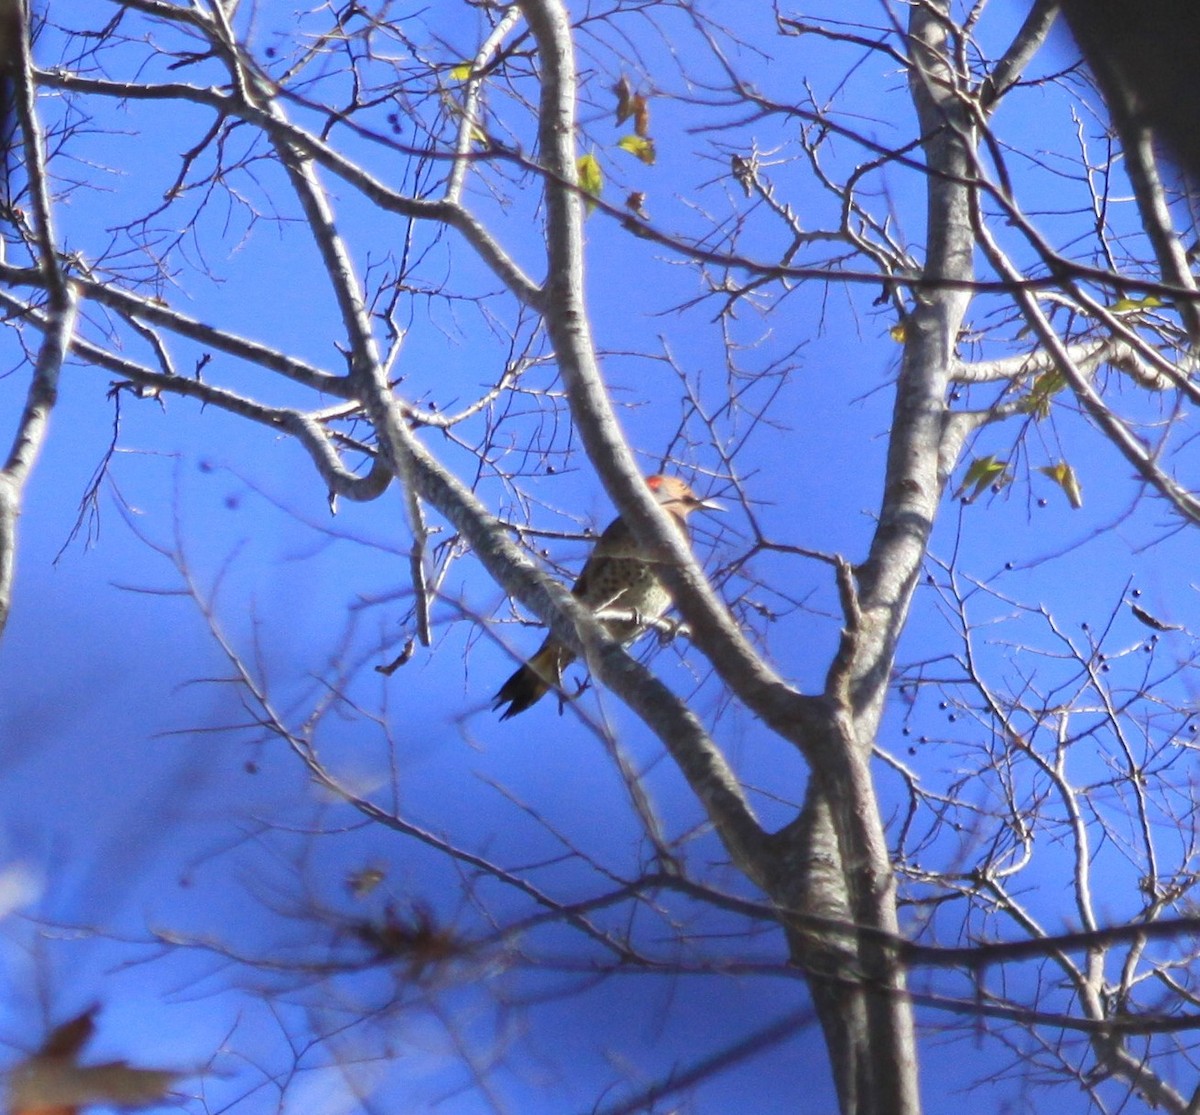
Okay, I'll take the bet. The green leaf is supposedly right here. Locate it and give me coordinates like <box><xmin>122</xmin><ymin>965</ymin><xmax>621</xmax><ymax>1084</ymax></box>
<box><xmin>1016</xmin><ymin>369</ymin><xmax>1067</xmax><ymax>420</ymax></box>
<box><xmin>956</xmin><ymin>454</ymin><xmax>1009</xmax><ymax>502</ymax></box>
<box><xmin>576</xmin><ymin>151</ymin><xmax>603</xmax><ymax>213</ymax></box>
<box><xmin>1038</xmin><ymin>460</ymin><xmax>1083</xmax><ymax>508</ymax></box>
<box><xmin>450</xmin><ymin>63</ymin><xmax>473</xmax><ymax>82</ymax></box>
<box><xmin>617</xmin><ymin>134</ymin><xmax>656</xmax><ymax>165</ymax></box>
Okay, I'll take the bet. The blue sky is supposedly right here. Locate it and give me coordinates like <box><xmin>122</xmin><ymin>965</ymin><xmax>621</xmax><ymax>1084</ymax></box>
<box><xmin>1</xmin><ymin>2</ymin><xmax>1199</xmax><ymax>1113</ymax></box>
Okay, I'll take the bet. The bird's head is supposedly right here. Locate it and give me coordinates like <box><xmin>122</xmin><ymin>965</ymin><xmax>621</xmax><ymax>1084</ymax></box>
<box><xmin>645</xmin><ymin>474</ymin><xmax>724</xmax><ymax>517</ymax></box>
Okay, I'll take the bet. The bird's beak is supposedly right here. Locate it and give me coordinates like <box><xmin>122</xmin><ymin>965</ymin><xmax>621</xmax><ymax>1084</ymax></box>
<box><xmin>696</xmin><ymin>497</ymin><xmax>724</xmax><ymax>514</ymax></box>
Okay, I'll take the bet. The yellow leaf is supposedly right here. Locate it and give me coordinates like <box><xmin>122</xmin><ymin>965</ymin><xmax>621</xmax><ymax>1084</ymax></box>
<box><xmin>576</xmin><ymin>151</ymin><xmax>602</xmax><ymax>212</ymax></box>
<box><xmin>617</xmin><ymin>134</ymin><xmax>656</xmax><ymax>165</ymax></box>
<box><xmin>1110</xmin><ymin>294</ymin><xmax>1164</xmax><ymax>313</ymax></box>
<box><xmin>889</xmin><ymin>322</ymin><xmax>906</xmax><ymax>342</ymax></box>
<box><xmin>1038</xmin><ymin>460</ymin><xmax>1083</xmax><ymax>508</ymax></box>
<box><xmin>955</xmin><ymin>455</ymin><xmax>1009</xmax><ymax>502</ymax></box>
<box><xmin>450</xmin><ymin>63</ymin><xmax>472</xmax><ymax>82</ymax></box>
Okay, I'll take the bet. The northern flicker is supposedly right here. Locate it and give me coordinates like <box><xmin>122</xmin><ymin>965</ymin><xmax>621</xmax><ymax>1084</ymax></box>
<box><xmin>493</xmin><ymin>474</ymin><xmax>722</xmax><ymax>720</ymax></box>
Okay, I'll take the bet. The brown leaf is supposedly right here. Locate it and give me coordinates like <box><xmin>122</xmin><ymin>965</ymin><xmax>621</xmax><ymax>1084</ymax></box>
<box><xmin>631</xmin><ymin>93</ymin><xmax>650</xmax><ymax>138</ymax></box>
<box><xmin>624</xmin><ymin>191</ymin><xmax>648</xmax><ymax>218</ymax></box>
<box><xmin>352</xmin><ymin>902</ymin><xmax>467</xmax><ymax>979</ymax></box>
<box><xmin>1130</xmin><ymin>603</ymin><xmax>1183</xmax><ymax>632</ymax></box>
<box><xmin>39</xmin><ymin>1010</ymin><xmax>98</xmax><ymax>1060</ymax></box>
<box><xmin>9</xmin><ymin>1009</ymin><xmax>191</xmax><ymax>1115</ymax></box>
<box><xmin>346</xmin><ymin>865</ymin><xmax>386</xmax><ymax>898</ymax></box>
<box><xmin>612</xmin><ymin>75</ymin><xmax>633</xmax><ymax>125</ymax></box>
<box><xmin>731</xmin><ymin>154</ymin><xmax>755</xmax><ymax>196</ymax></box>
<box><xmin>9</xmin><ymin>1060</ymin><xmax>182</xmax><ymax>1112</ymax></box>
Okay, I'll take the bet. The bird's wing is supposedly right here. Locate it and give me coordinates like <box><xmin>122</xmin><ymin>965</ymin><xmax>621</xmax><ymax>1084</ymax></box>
<box><xmin>570</xmin><ymin>515</ymin><xmax>629</xmax><ymax>599</ymax></box>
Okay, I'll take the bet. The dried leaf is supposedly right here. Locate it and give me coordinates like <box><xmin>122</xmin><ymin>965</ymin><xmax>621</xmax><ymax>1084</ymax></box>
<box><xmin>1130</xmin><ymin>603</ymin><xmax>1183</xmax><ymax>631</ymax></box>
<box><xmin>889</xmin><ymin>322</ymin><xmax>906</xmax><ymax>342</ymax></box>
<box><xmin>731</xmin><ymin>154</ymin><xmax>754</xmax><ymax>196</ymax></box>
<box><xmin>631</xmin><ymin>93</ymin><xmax>650</xmax><ymax>138</ymax></box>
<box><xmin>10</xmin><ymin>1059</ymin><xmax>183</xmax><ymax>1112</ymax></box>
<box><xmin>375</xmin><ymin>637</ymin><xmax>416</xmax><ymax>676</ymax></box>
<box><xmin>9</xmin><ymin>1008</ymin><xmax>194</xmax><ymax>1115</ymax></box>
<box><xmin>352</xmin><ymin>902</ymin><xmax>467</xmax><ymax>979</ymax></box>
<box><xmin>612</xmin><ymin>75</ymin><xmax>633</xmax><ymax>125</ymax></box>
<box><xmin>347</xmin><ymin>865</ymin><xmax>386</xmax><ymax>898</ymax></box>
<box><xmin>617</xmin><ymin>134</ymin><xmax>656</xmax><ymax>165</ymax></box>
<box><xmin>624</xmin><ymin>191</ymin><xmax>648</xmax><ymax>218</ymax></box>
<box><xmin>39</xmin><ymin>1009</ymin><xmax>98</xmax><ymax>1059</ymax></box>
<box><xmin>449</xmin><ymin>62</ymin><xmax>472</xmax><ymax>82</ymax></box>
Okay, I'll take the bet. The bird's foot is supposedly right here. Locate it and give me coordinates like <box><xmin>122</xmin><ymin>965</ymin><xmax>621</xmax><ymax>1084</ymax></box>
<box><xmin>555</xmin><ymin>676</ymin><xmax>589</xmax><ymax>716</ymax></box>
<box><xmin>656</xmin><ymin>616</ymin><xmax>683</xmax><ymax>645</ymax></box>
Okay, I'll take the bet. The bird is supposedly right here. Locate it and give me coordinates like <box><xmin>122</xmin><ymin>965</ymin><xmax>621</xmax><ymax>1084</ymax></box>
<box><xmin>493</xmin><ymin>474</ymin><xmax>722</xmax><ymax>720</ymax></box>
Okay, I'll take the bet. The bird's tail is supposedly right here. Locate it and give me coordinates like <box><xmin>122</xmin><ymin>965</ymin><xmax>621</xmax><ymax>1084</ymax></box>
<box><xmin>493</xmin><ymin>643</ymin><xmax>569</xmax><ymax>720</ymax></box>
